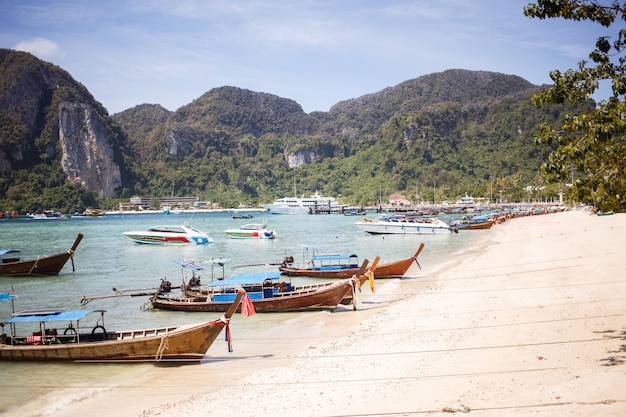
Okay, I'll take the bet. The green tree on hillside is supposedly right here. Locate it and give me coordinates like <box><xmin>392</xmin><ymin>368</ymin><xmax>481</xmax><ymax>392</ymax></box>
<box><xmin>524</xmin><ymin>1</ymin><xmax>626</xmax><ymax>212</ymax></box>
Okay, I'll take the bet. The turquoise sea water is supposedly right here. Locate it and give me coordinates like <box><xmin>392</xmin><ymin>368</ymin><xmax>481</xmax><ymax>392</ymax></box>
<box><xmin>0</xmin><ymin>211</ymin><xmax>483</xmax><ymax>416</ymax></box>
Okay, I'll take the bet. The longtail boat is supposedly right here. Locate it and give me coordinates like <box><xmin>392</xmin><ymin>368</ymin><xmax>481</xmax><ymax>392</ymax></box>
<box><xmin>0</xmin><ymin>234</ymin><xmax>83</xmax><ymax>276</ymax></box>
<box><xmin>280</xmin><ymin>243</ymin><xmax>424</xmax><ymax>279</ymax></box>
<box><xmin>151</xmin><ymin>261</ymin><xmax>371</xmax><ymax>313</ymax></box>
<box><xmin>0</xmin><ymin>289</ymin><xmax>246</xmax><ymax>363</ymax></box>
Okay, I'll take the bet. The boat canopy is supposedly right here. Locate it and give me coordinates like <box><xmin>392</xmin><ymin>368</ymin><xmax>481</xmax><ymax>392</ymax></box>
<box><xmin>7</xmin><ymin>309</ymin><xmax>102</xmax><ymax>323</ymax></box>
<box><xmin>0</xmin><ymin>249</ymin><xmax>21</xmax><ymax>262</ymax></box>
<box><xmin>173</xmin><ymin>259</ymin><xmax>204</xmax><ymax>271</ymax></box>
<box><xmin>202</xmin><ymin>258</ymin><xmax>231</xmax><ymax>266</ymax></box>
<box><xmin>0</xmin><ymin>293</ymin><xmax>17</xmax><ymax>301</ymax></box>
<box><xmin>206</xmin><ymin>271</ymin><xmax>283</xmax><ymax>287</ymax></box>
<box><xmin>312</xmin><ymin>253</ymin><xmax>358</xmax><ymax>262</ymax></box>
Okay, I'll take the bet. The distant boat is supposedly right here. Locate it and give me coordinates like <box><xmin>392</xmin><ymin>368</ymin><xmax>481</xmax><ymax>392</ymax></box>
<box><xmin>455</xmin><ymin>194</ymin><xmax>475</xmax><ymax>205</ymax></box>
<box><xmin>27</xmin><ymin>211</ymin><xmax>66</xmax><ymax>219</ymax></box>
<box><xmin>450</xmin><ymin>215</ymin><xmax>495</xmax><ymax>230</ymax></box>
<box><xmin>123</xmin><ymin>225</ymin><xmax>213</xmax><ymax>245</ymax></box>
<box><xmin>262</xmin><ymin>191</ymin><xmax>347</xmax><ymax>214</ymax></box>
<box><xmin>232</xmin><ymin>214</ymin><xmax>254</xmax><ymax>219</ymax></box>
<box><xmin>0</xmin><ymin>234</ymin><xmax>83</xmax><ymax>276</ymax></box>
<box><xmin>355</xmin><ymin>215</ymin><xmax>453</xmax><ymax>235</ymax></box>
<box><xmin>224</xmin><ymin>222</ymin><xmax>277</xmax><ymax>239</ymax></box>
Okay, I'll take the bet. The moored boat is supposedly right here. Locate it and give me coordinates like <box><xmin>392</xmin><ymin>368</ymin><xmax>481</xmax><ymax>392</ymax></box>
<box><xmin>262</xmin><ymin>191</ymin><xmax>347</xmax><ymax>214</ymax></box>
<box><xmin>450</xmin><ymin>216</ymin><xmax>495</xmax><ymax>230</ymax></box>
<box><xmin>0</xmin><ymin>289</ymin><xmax>246</xmax><ymax>362</ymax></box>
<box><xmin>279</xmin><ymin>251</ymin><xmax>370</xmax><ymax>279</ymax></box>
<box><xmin>0</xmin><ymin>234</ymin><xmax>83</xmax><ymax>277</ymax></box>
<box><xmin>279</xmin><ymin>244</ymin><xmax>424</xmax><ymax>279</ymax></box>
<box><xmin>151</xmin><ymin>270</ymin><xmax>357</xmax><ymax>313</ymax></box>
<box><xmin>224</xmin><ymin>222</ymin><xmax>277</xmax><ymax>239</ymax></box>
<box><xmin>123</xmin><ymin>224</ymin><xmax>212</xmax><ymax>245</ymax></box>
<box><xmin>355</xmin><ymin>215</ymin><xmax>453</xmax><ymax>235</ymax></box>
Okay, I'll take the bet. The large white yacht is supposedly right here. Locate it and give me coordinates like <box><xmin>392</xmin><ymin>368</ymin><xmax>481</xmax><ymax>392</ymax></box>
<box><xmin>262</xmin><ymin>191</ymin><xmax>347</xmax><ymax>214</ymax></box>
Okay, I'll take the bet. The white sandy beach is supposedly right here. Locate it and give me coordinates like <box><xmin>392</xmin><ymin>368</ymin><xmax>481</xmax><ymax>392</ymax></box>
<box><xmin>53</xmin><ymin>209</ymin><xmax>625</xmax><ymax>417</ymax></box>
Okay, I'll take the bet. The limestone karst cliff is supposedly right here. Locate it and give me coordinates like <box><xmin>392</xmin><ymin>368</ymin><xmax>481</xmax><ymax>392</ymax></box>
<box><xmin>59</xmin><ymin>103</ymin><xmax>121</xmax><ymax>198</ymax></box>
<box><xmin>0</xmin><ymin>48</ymin><xmax>123</xmax><ymax>198</ymax></box>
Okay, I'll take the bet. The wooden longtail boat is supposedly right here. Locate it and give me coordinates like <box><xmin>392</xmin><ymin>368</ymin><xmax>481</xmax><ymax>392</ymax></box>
<box><xmin>369</xmin><ymin>243</ymin><xmax>424</xmax><ymax>278</ymax></box>
<box><xmin>152</xmin><ymin>278</ymin><xmax>355</xmax><ymax>313</ymax></box>
<box><xmin>152</xmin><ymin>258</ymin><xmax>372</xmax><ymax>313</ymax></box>
<box><xmin>0</xmin><ymin>289</ymin><xmax>245</xmax><ymax>363</ymax></box>
<box><xmin>280</xmin><ymin>243</ymin><xmax>424</xmax><ymax>279</ymax></box>
<box><xmin>0</xmin><ymin>234</ymin><xmax>83</xmax><ymax>276</ymax></box>
<box><xmin>279</xmin><ymin>256</ymin><xmax>371</xmax><ymax>279</ymax></box>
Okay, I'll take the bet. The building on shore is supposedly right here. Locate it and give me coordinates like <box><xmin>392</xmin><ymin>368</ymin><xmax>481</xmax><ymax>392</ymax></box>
<box><xmin>117</xmin><ymin>197</ymin><xmax>220</xmax><ymax>212</ymax></box>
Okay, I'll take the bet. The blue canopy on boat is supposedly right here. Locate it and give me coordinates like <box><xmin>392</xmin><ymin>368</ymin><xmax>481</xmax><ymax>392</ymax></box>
<box><xmin>173</xmin><ymin>259</ymin><xmax>204</xmax><ymax>270</ymax></box>
<box><xmin>0</xmin><ymin>292</ymin><xmax>17</xmax><ymax>301</ymax></box>
<box><xmin>312</xmin><ymin>253</ymin><xmax>357</xmax><ymax>261</ymax></box>
<box><xmin>202</xmin><ymin>258</ymin><xmax>231</xmax><ymax>266</ymax></box>
<box><xmin>206</xmin><ymin>271</ymin><xmax>283</xmax><ymax>287</ymax></box>
<box><xmin>7</xmin><ymin>309</ymin><xmax>102</xmax><ymax>323</ymax></box>
<box><xmin>173</xmin><ymin>258</ymin><xmax>231</xmax><ymax>271</ymax></box>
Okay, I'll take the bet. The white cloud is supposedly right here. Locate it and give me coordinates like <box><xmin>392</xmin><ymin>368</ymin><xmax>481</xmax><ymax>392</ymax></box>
<box><xmin>14</xmin><ymin>37</ymin><xmax>65</xmax><ymax>59</ymax></box>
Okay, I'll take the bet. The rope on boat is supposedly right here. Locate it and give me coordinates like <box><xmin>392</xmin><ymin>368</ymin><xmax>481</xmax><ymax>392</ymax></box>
<box><xmin>211</xmin><ymin>316</ymin><xmax>233</xmax><ymax>352</ymax></box>
<box><xmin>350</xmin><ymin>275</ymin><xmax>361</xmax><ymax>311</ymax></box>
<box><xmin>69</xmin><ymin>249</ymin><xmax>75</xmax><ymax>271</ymax></box>
<box><xmin>155</xmin><ymin>335</ymin><xmax>170</xmax><ymax>362</ymax></box>
<box><xmin>28</xmin><ymin>258</ymin><xmax>39</xmax><ymax>274</ymax></box>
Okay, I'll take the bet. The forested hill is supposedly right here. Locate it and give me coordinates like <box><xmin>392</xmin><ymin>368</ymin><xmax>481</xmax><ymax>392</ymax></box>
<box><xmin>0</xmin><ymin>49</ymin><xmax>593</xmax><ymax>213</ymax></box>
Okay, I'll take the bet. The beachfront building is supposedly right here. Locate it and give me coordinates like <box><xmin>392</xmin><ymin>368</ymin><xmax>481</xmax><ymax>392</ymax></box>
<box><xmin>117</xmin><ymin>197</ymin><xmax>220</xmax><ymax>211</ymax></box>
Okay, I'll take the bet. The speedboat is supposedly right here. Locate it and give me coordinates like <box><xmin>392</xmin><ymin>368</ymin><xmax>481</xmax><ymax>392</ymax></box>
<box><xmin>224</xmin><ymin>222</ymin><xmax>277</xmax><ymax>239</ymax></box>
<box><xmin>123</xmin><ymin>224</ymin><xmax>213</xmax><ymax>245</ymax></box>
<box><xmin>355</xmin><ymin>215</ymin><xmax>453</xmax><ymax>235</ymax></box>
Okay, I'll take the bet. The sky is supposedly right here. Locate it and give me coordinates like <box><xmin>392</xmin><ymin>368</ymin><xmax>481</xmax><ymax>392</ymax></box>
<box><xmin>0</xmin><ymin>0</ymin><xmax>615</xmax><ymax>115</ymax></box>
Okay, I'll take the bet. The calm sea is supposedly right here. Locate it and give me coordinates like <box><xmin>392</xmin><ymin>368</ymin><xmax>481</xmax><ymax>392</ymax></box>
<box><xmin>0</xmin><ymin>211</ymin><xmax>482</xmax><ymax>416</ymax></box>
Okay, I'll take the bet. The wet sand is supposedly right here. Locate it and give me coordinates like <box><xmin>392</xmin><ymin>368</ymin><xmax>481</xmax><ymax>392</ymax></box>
<box><xmin>55</xmin><ymin>209</ymin><xmax>626</xmax><ymax>417</ymax></box>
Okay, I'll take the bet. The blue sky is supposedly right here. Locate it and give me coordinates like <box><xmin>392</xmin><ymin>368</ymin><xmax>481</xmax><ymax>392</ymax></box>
<box><xmin>0</xmin><ymin>0</ymin><xmax>613</xmax><ymax>115</ymax></box>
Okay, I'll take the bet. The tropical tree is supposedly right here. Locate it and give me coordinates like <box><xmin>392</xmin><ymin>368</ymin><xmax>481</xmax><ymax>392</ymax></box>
<box><xmin>524</xmin><ymin>1</ymin><xmax>626</xmax><ymax>212</ymax></box>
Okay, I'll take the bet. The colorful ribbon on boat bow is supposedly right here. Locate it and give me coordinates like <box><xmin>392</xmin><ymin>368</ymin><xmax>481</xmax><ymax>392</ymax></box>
<box><xmin>240</xmin><ymin>293</ymin><xmax>256</xmax><ymax>316</ymax></box>
<box><xmin>211</xmin><ymin>316</ymin><xmax>234</xmax><ymax>352</ymax></box>
<box><xmin>365</xmin><ymin>269</ymin><xmax>375</xmax><ymax>293</ymax></box>
<box><xmin>350</xmin><ymin>275</ymin><xmax>361</xmax><ymax>310</ymax></box>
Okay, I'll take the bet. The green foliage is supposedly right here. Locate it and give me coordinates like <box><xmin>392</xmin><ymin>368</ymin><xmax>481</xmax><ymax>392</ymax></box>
<box><xmin>525</xmin><ymin>1</ymin><xmax>626</xmax><ymax>212</ymax></box>
<box><xmin>0</xmin><ymin>47</ymin><xmax>593</xmax><ymax>212</ymax></box>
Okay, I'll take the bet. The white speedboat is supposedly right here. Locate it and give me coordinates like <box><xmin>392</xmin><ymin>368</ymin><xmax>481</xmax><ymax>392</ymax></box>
<box><xmin>123</xmin><ymin>225</ymin><xmax>213</xmax><ymax>245</ymax></box>
<box><xmin>355</xmin><ymin>215</ymin><xmax>453</xmax><ymax>235</ymax></box>
<box><xmin>262</xmin><ymin>191</ymin><xmax>347</xmax><ymax>214</ymax></box>
<box><xmin>224</xmin><ymin>222</ymin><xmax>277</xmax><ymax>239</ymax></box>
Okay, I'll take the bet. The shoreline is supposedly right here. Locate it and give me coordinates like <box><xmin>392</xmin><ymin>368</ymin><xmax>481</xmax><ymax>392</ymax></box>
<box><xmin>39</xmin><ymin>210</ymin><xmax>626</xmax><ymax>416</ymax></box>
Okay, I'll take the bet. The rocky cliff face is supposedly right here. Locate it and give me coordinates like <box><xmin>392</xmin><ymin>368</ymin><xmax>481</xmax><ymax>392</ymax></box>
<box><xmin>59</xmin><ymin>103</ymin><xmax>121</xmax><ymax>198</ymax></box>
<box><xmin>286</xmin><ymin>149</ymin><xmax>315</xmax><ymax>168</ymax></box>
<box><xmin>0</xmin><ymin>49</ymin><xmax>123</xmax><ymax>198</ymax></box>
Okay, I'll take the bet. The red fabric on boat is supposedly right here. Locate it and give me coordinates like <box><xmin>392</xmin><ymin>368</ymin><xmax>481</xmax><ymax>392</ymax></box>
<box><xmin>241</xmin><ymin>293</ymin><xmax>256</xmax><ymax>316</ymax></box>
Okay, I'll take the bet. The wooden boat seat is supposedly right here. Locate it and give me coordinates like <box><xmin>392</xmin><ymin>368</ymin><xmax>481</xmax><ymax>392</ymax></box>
<box><xmin>116</xmin><ymin>327</ymin><xmax>177</xmax><ymax>340</ymax></box>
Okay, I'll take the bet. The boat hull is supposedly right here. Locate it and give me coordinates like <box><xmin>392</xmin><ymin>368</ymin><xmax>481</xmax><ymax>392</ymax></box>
<box><xmin>451</xmin><ymin>220</ymin><xmax>494</xmax><ymax>230</ymax></box>
<box><xmin>280</xmin><ymin>246</ymin><xmax>423</xmax><ymax>279</ymax></box>
<box><xmin>355</xmin><ymin>219</ymin><xmax>451</xmax><ymax>235</ymax></box>
<box><xmin>0</xmin><ymin>289</ymin><xmax>245</xmax><ymax>362</ymax></box>
<box><xmin>0</xmin><ymin>234</ymin><xmax>83</xmax><ymax>277</ymax></box>
<box><xmin>0</xmin><ymin>320</ymin><xmax>227</xmax><ymax>362</ymax></box>
<box><xmin>154</xmin><ymin>280</ymin><xmax>353</xmax><ymax>313</ymax></box>
<box><xmin>224</xmin><ymin>229</ymin><xmax>277</xmax><ymax>239</ymax></box>
<box><xmin>123</xmin><ymin>227</ymin><xmax>212</xmax><ymax>245</ymax></box>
